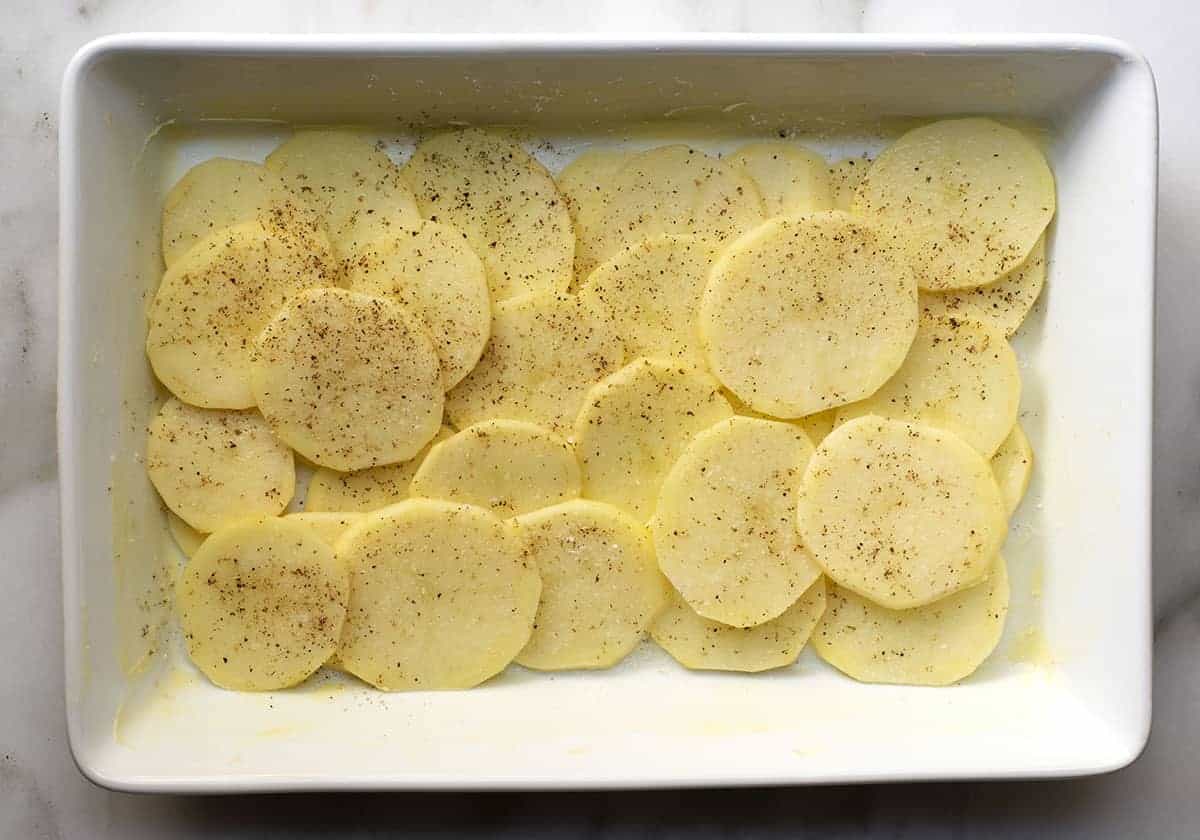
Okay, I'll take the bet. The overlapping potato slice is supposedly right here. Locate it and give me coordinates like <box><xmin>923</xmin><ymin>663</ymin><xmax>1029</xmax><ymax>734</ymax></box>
<box><xmin>828</xmin><ymin>156</ymin><xmax>870</xmax><ymax>211</ymax></box>
<box><xmin>919</xmin><ymin>236</ymin><xmax>1047</xmax><ymax>337</ymax></box>
<box><xmin>729</xmin><ymin>141</ymin><xmax>834</xmax><ymax>216</ymax></box>
<box><xmin>167</xmin><ymin>511</ymin><xmax>207</xmax><ymax>558</ymax></box>
<box><xmin>992</xmin><ymin>423</ymin><xmax>1034</xmax><ymax>515</ymax></box>
<box><xmin>556</xmin><ymin>149</ymin><xmax>629</xmax><ymax>275</ymax></box>
<box><xmin>305</xmin><ymin>426</ymin><xmax>455</xmax><ymax>513</ymax></box>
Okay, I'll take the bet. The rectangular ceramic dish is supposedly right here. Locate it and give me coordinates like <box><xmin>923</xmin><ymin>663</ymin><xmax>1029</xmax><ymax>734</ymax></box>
<box><xmin>59</xmin><ymin>34</ymin><xmax>1156</xmax><ymax>791</ymax></box>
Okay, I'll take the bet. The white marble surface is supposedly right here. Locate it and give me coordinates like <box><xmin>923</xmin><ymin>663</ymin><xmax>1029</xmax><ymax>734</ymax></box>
<box><xmin>2</xmin><ymin>0</ymin><xmax>1199</xmax><ymax>836</ymax></box>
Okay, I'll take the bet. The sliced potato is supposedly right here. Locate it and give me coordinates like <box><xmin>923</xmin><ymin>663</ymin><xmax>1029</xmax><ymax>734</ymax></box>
<box><xmin>337</xmin><ymin>499</ymin><xmax>540</xmax><ymax>691</ymax></box>
<box><xmin>556</xmin><ymin>148</ymin><xmax>628</xmax><ymax>281</ymax></box>
<box><xmin>146</xmin><ymin>398</ymin><xmax>294</xmax><ymax>532</ymax></box>
<box><xmin>265</xmin><ymin>129</ymin><xmax>421</xmax><ymax>261</ymax></box>
<box><xmin>251</xmin><ymin>288</ymin><xmax>444</xmax><ymax>471</ymax></box>
<box><xmin>920</xmin><ymin>235</ymin><xmax>1047</xmax><ymax>337</ymax></box>
<box><xmin>813</xmin><ymin>557</ymin><xmax>1009</xmax><ymax>685</ymax></box>
<box><xmin>578</xmin><ymin>235</ymin><xmax>719</xmax><ymax>365</ymax></box>
<box><xmin>177</xmin><ymin>516</ymin><xmax>348</xmax><ymax>690</ymax></box>
<box><xmin>700</xmin><ymin>211</ymin><xmax>918</xmax><ymax>417</ymax></box>
<box><xmin>835</xmin><ymin>314</ymin><xmax>1020</xmax><ymax>457</ymax></box>
<box><xmin>574</xmin><ymin>144</ymin><xmax>765</xmax><ymax>275</ymax></box>
<box><xmin>305</xmin><ymin>426</ymin><xmax>454</xmax><ymax>513</ymax></box>
<box><xmin>344</xmin><ymin>220</ymin><xmax>491</xmax><ymax>389</ymax></box>
<box><xmin>829</xmin><ymin>156</ymin><xmax>870</xmax><ymax>211</ymax></box>
<box><xmin>401</xmin><ymin>129</ymin><xmax>573</xmax><ymax>301</ymax></box>
<box><xmin>651</xmin><ymin>417</ymin><xmax>821</xmax><ymax>627</ymax></box>
<box><xmin>161</xmin><ymin>157</ymin><xmax>324</xmax><ymax>267</ymax></box>
<box><xmin>283</xmin><ymin>511</ymin><xmax>364</xmax><ymax>547</ymax></box>
<box><xmin>852</xmin><ymin>118</ymin><xmax>1055</xmax><ymax>290</ymax></box>
<box><xmin>652</xmin><ymin>577</ymin><xmax>826</xmax><ymax>673</ymax></box>
<box><xmin>797</xmin><ymin>415</ymin><xmax>1007</xmax><ymax>609</ymax></box>
<box><xmin>410</xmin><ymin>419</ymin><xmax>581</xmax><ymax>517</ymax></box>
<box><xmin>146</xmin><ymin>220</ymin><xmax>337</xmax><ymax>409</ymax></box>
<box><xmin>167</xmin><ymin>511</ymin><xmax>207</xmax><ymax>558</ymax></box>
<box><xmin>575</xmin><ymin>358</ymin><xmax>733</xmax><ymax>520</ymax></box>
<box><xmin>514</xmin><ymin>500</ymin><xmax>668</xmax><ymax>670</ymax></box>
<box><xmin>444</xmin><ymin>291</ymin><xmax>624</xmax><ymax>436</ymax></box>
<box><xmin>729</xmin><ymin>141</ymin><xmax>834</xmax><ymax>216</ymax></box>
<box><xmin>992</xmin><ymin>423</ymin><xmax>1034</xmax><ymax>515</ymax></box>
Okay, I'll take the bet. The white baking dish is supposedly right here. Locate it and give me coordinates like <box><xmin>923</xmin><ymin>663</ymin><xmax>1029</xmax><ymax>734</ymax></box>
<box><xmin>58</xmin><ymin>34</ymin><xmax>1156</xmax><ymax>791</ymax></box>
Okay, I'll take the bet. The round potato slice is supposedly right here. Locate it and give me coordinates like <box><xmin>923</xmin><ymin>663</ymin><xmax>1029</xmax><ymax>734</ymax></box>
<box><xmin>728</xmin><ymin>141</ymin><xmax>834</xmax><ymax>217</ymax></box>
<box><xmin>835</xmin><ymin>314</ymin><xmax>1020</xmax><ymax>457</ymax></box>
<box><xmin>265</xmin><ymin>129</ymin><xmax>421</xmax><ymax>261</ymax></box>
<box><xmin>798</xmin><ymin>416</ymin><xmax>1007</xmax><ymax>609</ymax></box>
<box><xmin>828</xmin><ymin>156</ymin><xmax>870</xmax><ymax>211</ymax></box>
<box><xmin>167</xmin><ymin>511</ymin><xmax>206</xmax><ymax>558</ymax></box>
<box><xmin>283</xmin><ymin>511</ymin><xmax>364</xmax><ymax>548</ymax></box>
<box><xmin>652</xmin><ymin>577</ymin><xmax>826</xmax><ymax>673</ymax></box>
<box><xmin>852</xmin><ymin>118</ymin><xmax>1055</xmax><ymax>290</ymax></box>
<box><xmin>699</xmin><ymin>211</ymin><xmax>918</xmax><ymax>417</ymax></box>
<box><xmin>574</xmin><ymin>144</ymin><xmax>765</xmax><ymax>276</ymax></box>
<box><xmin>344</xmin><ymin>220</ymin><xmax>491</xmax><ymax>390</ymax></box>
<box><xmin>251</xmin><ymin>288</ymin><xmax>444</xmax><ymax>472</ymax></box>
<box><xmin>177</xmin><ymin>516</ymin><xmax>348</xmax><ymax>691</ymax></box>
<box><xmin>337</xmin><ymin>499</ymin><xmax>541</xmax><ymax>691</ymax></box>
<box><xmin>813</xmin><ymin>557</ymin><xmax>1009</xmax><ymax>686</ymax></box>
<box><xmin>146</xmin><ymin>220</ymin><xmax>337</xmax><ymax>409</ymax></box>
<box><xmin>161</xmin><ymin>157</ymin><xmax>324</xmax><ymax>267</ymax></box>
<box><xmin>556</xmin><ymin>148</ymin><xmax>628</xmax><ymax>226</ymax></box>
<box><xmin>305</xmin><ymin>425</ymin><xmax>454</xmax><ymax>513</ymax></box>
<box><xmin>992</xmin><ymin>423</ymin><xmax>1034</xmax><ymax>515</ymax></box>
<box><xmin>401</xmin><ymin>129</ymin><xmax>573</xmax><ymax>301</ymax></box>
<box><xmin>575</xmin><ymin>358</ymin><xmax>733</xmax><ymax>520</ymax></box>
<box><xmin>920</xmin><ymin>235</ymin><xmax>1047</xmax><ymax>338</ymax></box>
<box><xmin>410</xmin><ymin>419</ymin><xmax>581</xmax><ymax>517</ymax></box>
<box><xmin>146</xmin><ymin>398</ymin><xmax>294</xmax><ymax>533</ymax></box>
<box><xmin>578</xmin><ymin>235</ymin><xmax>720</xmax><ymax>365</ymax></box>
<box><xmin>651</xmin><ymin>417</ymin><xmax>821</xmax><ymax>627</ymax></box>
<box><xmin>514</xmin><ymin>500</ymin><xmax>669</xmax><ymax>670</ymax></box>
<box><xmin>444</xmin><ymin>291</ymin><xmax>624</xmax><ymax>436</ymax></box>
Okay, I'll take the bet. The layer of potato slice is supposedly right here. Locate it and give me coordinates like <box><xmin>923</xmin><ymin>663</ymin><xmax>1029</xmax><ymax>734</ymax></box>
<box><xmin>251</xmin><ymin>288</ymin><xmax>444</xmax><ymax>471</ymax></box>
<box><xmin>828</xmin><ymin>156</ymin><xmax>870</xmax><ymax>211</ymax></box>
<box><xmin>651</xmin><ymin>417</ymin><xmax>821</xmax><ymax>627</ymax></box>
<box><xmin>283</xmin><ymin>511</ymin><xmax>364</xmax><ymax>548</ymax></box>
<box><xmin>410</xmin><ymin>419</ymin><xmax>581</xmax><ymax>517</ymax></box>
<box><xmin>852</xmin><ymin>118</ymin><xmax>1055</xmax><ymax>290</ymax></box>
<box><xmin>578</xmin><ymin>234</ymin><xmax>719</xmax><ymax>366</ymax></box>
<box><xmin>798</xmin><ymin>416</ymin><xmax>1007</xmax><ymax>609</ymax></box>
<box><xmin>444</xmin><ymin>291</ymin><xmax>624</xmax><ymax>436</ymax></box>
<box><xmin>835</xmin><ymin>314</ymin><xmax>1020</xmax><ymax>457</ymax></box>
<box><xmin>337</xmin><ymin>499</ymin><xmax>540</xmax><ymax>690</ymax></box>
<box><xmin>167</xmin><ymin>511</ymin><xmax>207</xmax><ymax>558</ymax></box>
<box><xmin>723</xmin><ymin>389</ymin><xmax>838</xmax><ymax>445</ymax></box>
<box><xmin>146</xmin><ymin>220</ymin><xmax>337</xmax><ymax>409</ymax></box>
<box><xmin>305</xmin><ymin>425</ymin><xmax>454</xmax><ymax>513</ymax></box>
<box><xmin>401</xmin><ymin>129</ymin><xmax>573</xmax><ymax>301</ymax></box>
<box><xmin>813</xmin><ymin>556</ymin><xmax>1009</xmax><ymax>686</ymax></box>
<box><xmin>556</xmin><ymin>148</ymin><xmax>628</xmax><ymax>280</ymax></box>
<box><xmin>652</xmin><ymin>577</ymin><xmax>826</xmax><ymax>673</ymax></box>
<box><xmin>177</xmin><ymin>516</ymin><xmax>348</xmax><ymax>690</ymax></box>
<box><xmin>700</xmin><ymin>211</ymin><xmax>918</xmax><ymax>417</ymax></box>
<box><xmin>992</xmin><ymin>423</ymin><xmax>1034</xmax><ymax>515</ymax></box>
<box><xmin>146</xmin><ymin>398</ymin><xmax>294</xmax><ymax>532</ymax></box>
<box><xmin>920</xmin><ymin>235</ymin><xmax>1047</xmax><ymax>337</ymax></box>
<box><xmin>574</xmin><ymin>358</ymin><xmax>733</xmax><ymax>520</ymax></box>
<box><xmin>514</xmin><ymin>500</ymin><xmax>669</xmax><ymax>670</ymax></box>
<box><xmin>728</xmin><ymin>141</ymin><xmax>834</xmax><ymax>216</ymax></box>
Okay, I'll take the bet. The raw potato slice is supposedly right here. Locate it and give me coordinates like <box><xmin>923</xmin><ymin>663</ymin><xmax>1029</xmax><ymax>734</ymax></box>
<box><xmin>829</xmin><ymin>157</ymin><xmax>870</xmax><ymax>211</ymax></box>
<box><xmin>444</xmin><ymin>291</ymin><xmax>624</xmax><ymax>436</ymax></box>
<box><xmin>401</xmin><ymin>129</ymin><xmax>573</xmax><ymax>301</ymax></box>
<box><xmin>265</xmin><ymin>130</ymin><xmax>421</xmax><ymax>260</ymax></box>
<box><xmin>835</xmin><ymin>314</ymin><xmax>1021</xmax><ymax>457</ymax></box>
<box><xmin>724</xmin><ymin>390</ymin><xmax>837</xmax><ymax>445</ymax></box>
<box><xmin>852</xmin><ymin>118</ymin><xmax>1056</xmax><ymax>290</ymax></box>
<box><xmin>813</xmin><ymin>557</ymin><xmax>1009</xmax><ymax>686</ymax></box>
<box><xmin>797</xmin><ymin>416</ymin><xmax>1007</xmax><ymax>609</ymax></box>
<box><xmin>992</xmin><ymin>423</ymin><xmax>1034</xmax><ymax>515</ymax></box>
<box><xmin>729</xmin><ymin>141</ymin><xmax>834</xmax><ymax>216</ymax></box>
<box><xmin>574</xmin><ymin>358</ymin><xmax>733</xmax><ymax>520</ymax></box>
<box><xmin>557</xmin><ymin>149</ymin><xmax>628</xmax><ymax>227</ymax></box>
<box><xmin>167</xmin><ymin>512</ymin><xmax>206</xmax><ymax>558</ymax></box>
<box><xmin>700</xmin><ymin>211</ymin><xmax>918</xmax><ymax>417</ymax></box>
<box><xmin>177</xmin><ymin>516</ymin><xmax>348</xmax><ymax>691</ymax></box>
<box><xmin>651</xmin><ymin>417</ymin><xmax>821</xmax><ymax>627</ymax></box>
<box><xmin>146</xmin><ymin>398</ymin><xmax>294</xmax><ymax>533</ymax></box>
<box><xmin>652</xmin><ymin>577</ymin><xmax>826</xmax><ymax>673</ymax></box>
<box><xmin>337</xmin><ymin>499</ymin><xmax>540</xmax><ymax>690</ymax></box>
<box><xmin>251</xmin><ymin>288</ymin><xmax>444</xmax><ymax>472</ymax></box>
<box><xmin>344</xmin><ymin>220</ymin><xmax>491</xmax><ymax>389</ymax></box>
<box><xmin>146</xmin><ymin>220</ymin><xmax>337</xmax><ymax>409</ymax></box>
<box><xmin>578</xmin><ymin>235</ymin><xmax>720</xmax><ymax>365</ymax></box>
<box><xmin>305</xmin><ymin>426</ymin><xmax>454</xmax><ymax>513</ymax></box>
<box><xmin>410</xmin><ymin>419</ymin><xmax>581</xmax><ymax>517</ymax></box>
<box><xmin>574</xmin><ymin>144</ymin><xmax>765</xmax><ymax>275</ymax></box>
<box><xmin>920</xmin><ymin>235</ymin><xmax>1047</xmax><ymax>337</ymax></box>
<box><xmin>283</xmin><ymin>511</ymin><xmax>364</xmax><ymax>547</ymax></box>
<box><xmin>161</xmin><ymin>157</ymin><xmax>323</xmax><ymax>267</ymax></box>
<box><xmin>514</xmin><ymin>500</ymin><xmax>669</xmax><ymax>670</ymax></box>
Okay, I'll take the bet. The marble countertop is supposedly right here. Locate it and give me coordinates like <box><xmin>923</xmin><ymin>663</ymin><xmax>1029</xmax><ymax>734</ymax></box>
<box><xmin>3</xmin><ymin>0</ymin><xmax>1198</xmax><ymax>836</ymax></box>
